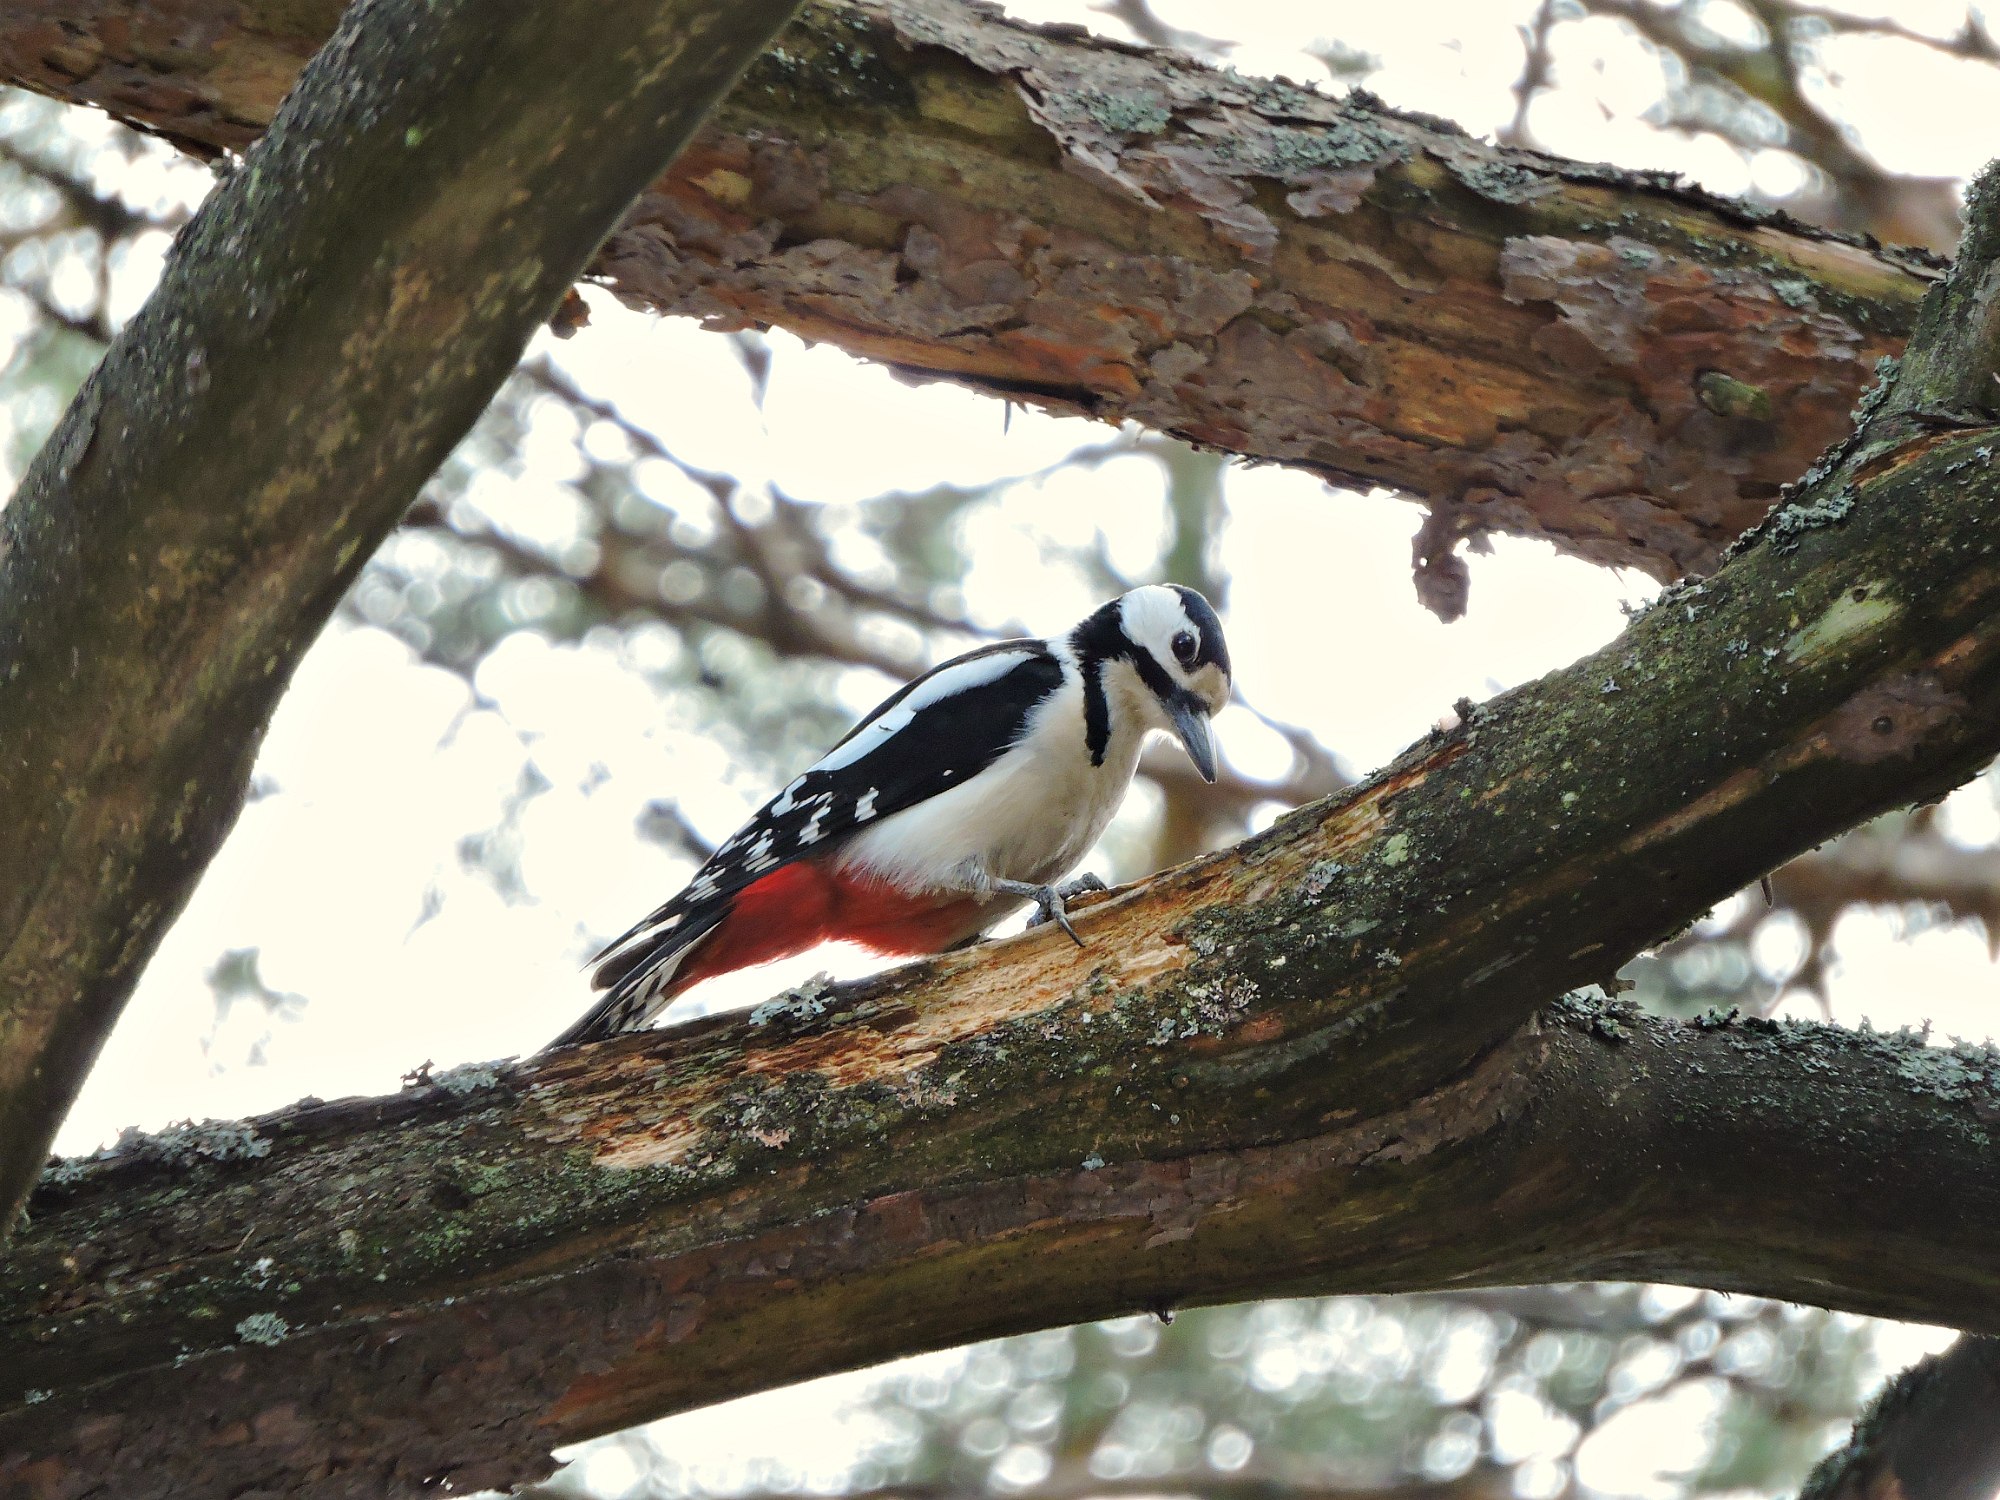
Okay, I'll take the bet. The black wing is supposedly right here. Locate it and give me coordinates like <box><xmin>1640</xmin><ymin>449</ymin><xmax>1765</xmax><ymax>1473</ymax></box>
<box><xmin>558</xmin><ymin>639</ymin><xmax>1065</xmax><ymax>1043</ymax></box>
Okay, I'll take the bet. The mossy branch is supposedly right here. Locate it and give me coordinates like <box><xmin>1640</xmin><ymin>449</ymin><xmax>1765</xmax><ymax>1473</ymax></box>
<box><xmin>0</xmin><ymin>0</ymin><xmax>808</xmax><ymax>1236</ymax></box>
<box><xmin>0</xmin><ymin>0</ymin><xmax>1951</xmax><ymax>590</ymax></box>
<box><xmin>6</xmin><ymin>1002</ymin><xmax>2000</xmax><ymax>1497</ymax></box>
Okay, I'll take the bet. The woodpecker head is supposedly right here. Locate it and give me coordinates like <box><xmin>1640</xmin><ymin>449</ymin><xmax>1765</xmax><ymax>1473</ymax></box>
<box><xmin>1072</xmin><ymin>585</ymin><xmax>1232</xmax><ymax>783</ymax></box>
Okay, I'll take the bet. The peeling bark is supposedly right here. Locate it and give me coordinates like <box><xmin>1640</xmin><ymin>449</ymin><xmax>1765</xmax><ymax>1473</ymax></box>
<box><xmin>5</xmin><ymin>168</ymin><xmax>2000</xmax><ymax>1479</ymax></box>
<box><xmin>0</xmin><ymin>0</ymin><xmax>1948</xmax><ymax>592</ymax></box>
<box><xmin>0</xmin><ymin>0</ymin><xmax>808</xmax><ymax>1234</ymax></box>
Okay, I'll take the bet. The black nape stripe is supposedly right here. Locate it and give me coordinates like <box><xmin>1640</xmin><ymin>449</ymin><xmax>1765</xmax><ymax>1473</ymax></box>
<box><xmin>1072</xmin><ymin>588</ymin><xmax>1230</xmax><ymax>766</ymax></box>
<box><xmin>1072</xmin><ymin>600</ymin><xmax>1124</xmax><ymax>766</ymax></box>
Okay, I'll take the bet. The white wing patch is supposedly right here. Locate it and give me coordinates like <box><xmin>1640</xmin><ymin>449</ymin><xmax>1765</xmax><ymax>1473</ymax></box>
<box><xmin>812</xmin><ymin>649</ymin><xmax>1037</xmax><ymax>775</ymax></box>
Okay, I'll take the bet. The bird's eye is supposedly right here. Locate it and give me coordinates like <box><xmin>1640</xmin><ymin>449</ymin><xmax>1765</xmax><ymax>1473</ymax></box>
<box><xmin>1171</xmin><ymin>630</ymin><xmax>1198</xmax><ymax>667</ymax></box>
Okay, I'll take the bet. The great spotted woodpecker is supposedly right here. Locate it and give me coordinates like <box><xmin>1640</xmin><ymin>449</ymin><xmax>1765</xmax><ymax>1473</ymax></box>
<box><xmin>552</xmin><ymin>585</ymin><xmax>1232</xmax><ymax>1045</ymax></box>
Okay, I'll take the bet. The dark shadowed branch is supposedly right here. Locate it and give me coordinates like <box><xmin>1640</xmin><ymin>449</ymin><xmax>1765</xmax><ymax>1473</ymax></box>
<box><xmin>1802</xmin><ymin>1336</ymin><xmax>2000</xmax><ymax>1500</ymax></box>
<box><xmin>0</xmin><ymin>0</ymin><xmax>809</xmax><ymax>1234</ymax></box>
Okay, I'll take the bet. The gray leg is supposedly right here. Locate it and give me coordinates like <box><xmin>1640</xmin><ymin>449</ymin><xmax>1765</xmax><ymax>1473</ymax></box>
<box><xmin>999</xmin><ymin>874</ymin><xmax>1105</xmax><ymax>948</ymax></box>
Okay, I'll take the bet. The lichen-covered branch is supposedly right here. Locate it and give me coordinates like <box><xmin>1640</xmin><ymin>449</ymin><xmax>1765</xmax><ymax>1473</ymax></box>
<box><xmin>0</xmin><ymin>0</ymin><xmax>1950</xmax><ymax>593</ymax></box>
<box><xmin>8</xmin><ymin>1000</ymin><xmax>2000</xmax><ymax>1499</ymax></box>
<box><xmin>6</xmin><ymin>170</ymin><xmax>2000</xmax><ymax>1490</ymax></box>
<box><xmin>0</xmin><ymin>0</ymin><xmax>808</xmax><ymax>1235</ymax></box>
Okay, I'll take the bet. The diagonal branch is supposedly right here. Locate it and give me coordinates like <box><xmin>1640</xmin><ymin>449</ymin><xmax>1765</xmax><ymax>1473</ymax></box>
<box><xmin>5</xmin><ymin>162</ymin><xmax>2000</xmax><ymax>1496</ymax></box>
<box><xmin>0</xmin><ymin>0</ymin><xmax>1951</xmax><ymax>585</ymax></box>
<box><xmin>0</xmin><ymin>0</ymin><xmax>809</xmax><ymax>1235</ymax></box>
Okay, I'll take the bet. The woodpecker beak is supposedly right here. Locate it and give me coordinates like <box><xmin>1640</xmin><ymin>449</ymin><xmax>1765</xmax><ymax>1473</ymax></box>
<box><xmin>1168</xmin><ymin>695</ymin><xmax>1218</xmax><ymax>783</ymax></box>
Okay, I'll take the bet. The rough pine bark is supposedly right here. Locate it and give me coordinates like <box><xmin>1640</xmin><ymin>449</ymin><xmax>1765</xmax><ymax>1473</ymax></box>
<box><xmin>0</xmin><ymin>0</ymin><xmax>1948</xmax><ymax>595</ymax></box>
<box><xmin>5</xmin><ymin>1007</ymin><xmax>2000</xmax><ymax>1499</ymax></box>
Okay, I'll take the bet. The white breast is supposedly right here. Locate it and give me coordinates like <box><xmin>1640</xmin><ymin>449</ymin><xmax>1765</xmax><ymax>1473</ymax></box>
<box><xmin>834</xmin><ymin>668</ymin><xmax>1146</xmax><ymax>898</ymax></box>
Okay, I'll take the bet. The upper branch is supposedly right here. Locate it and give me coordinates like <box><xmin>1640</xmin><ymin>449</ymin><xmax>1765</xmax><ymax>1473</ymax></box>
<box><xmin>0</xmin><ymin>0</ymin><xmax>807</xmax><ymax>1233</ymax></box>
<box><xmin>0</xmin><ymin>0</ymin><xmax>1951</xmax><ymax>588</ymax></box>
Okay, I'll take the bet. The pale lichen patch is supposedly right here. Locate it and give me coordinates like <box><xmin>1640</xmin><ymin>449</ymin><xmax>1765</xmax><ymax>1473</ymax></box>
<box><xmin>234</xmin><ymin>1311</ymin><xmax>289</xmax><ymax>1347</ymax></box>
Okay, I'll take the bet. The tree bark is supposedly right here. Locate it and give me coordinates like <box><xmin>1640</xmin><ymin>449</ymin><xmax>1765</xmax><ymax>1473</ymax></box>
<box><xmin>0</xmin><ymin>0</ymin><xmax>807</xmax><ymax>1237</ymax></box>
<box><xmin>6</xmin><ymin>998</ymin><xmax>2000</xmax><ymax>1496</ymax></box>
<box><xmin>4</xmin><ymin>165</ymin><xmax>1999</xmax><ymax>1488</ymax></box>
<box><xmin>0</xmin><ymin>0</ymin><xmax>1947</xmax><ymax>591</ymax></box>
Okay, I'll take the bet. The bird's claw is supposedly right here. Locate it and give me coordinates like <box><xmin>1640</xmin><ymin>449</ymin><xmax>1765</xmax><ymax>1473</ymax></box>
<box><xmin>1021</xmin><ymin>873</ymin><xmax>1106</xmax><ymax>947</ymax></box>
<box><xmin>1026</xmin><ymin>887</ymin><xmax>1085</xmax><ymax>947</ymax></box>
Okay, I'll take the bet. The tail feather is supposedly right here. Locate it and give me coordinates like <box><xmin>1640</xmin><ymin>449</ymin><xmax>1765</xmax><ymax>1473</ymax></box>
<box><xmin>550</xmin><ymin>907</ymin><xmax>727</xmax><ymax>1049</ymax></box>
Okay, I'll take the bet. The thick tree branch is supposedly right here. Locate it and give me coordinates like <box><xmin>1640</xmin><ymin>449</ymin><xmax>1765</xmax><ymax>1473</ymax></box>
<box><xmin>6</xmin><ymin>164</ymin><xmax>2000</xmax><ymax>1489</ymax></box>
<box><xmin>0</xmin><ymin>0</ymin><xmax>808</xmax><ymax>1234</ymax></box>
<box><xmin>0</xmin><ymin>0</ymin><xmax>1950</xmax><ymax>588</ymax></box>
<box><xmin>7</xmin><ymin>1004</ymin><xmax>2000</xmax><ymax>1499</ymax></box>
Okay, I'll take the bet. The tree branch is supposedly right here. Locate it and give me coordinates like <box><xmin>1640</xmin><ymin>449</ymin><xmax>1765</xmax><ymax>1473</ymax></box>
<box><xmin>0</xmin><ymin>0</ymin><xmax>1950</xmax><ymax>586</ymax></box>
<box><xmin>6</xmin><ymin>162</ymin><xmax>2000</xmax><ymax>1487</ymax></box>
<box><xmin>7</xmin><ymin>1003</ymin><xmax>2000</xmax><ymax>1499</ymax></box>
<box><xmin>0</xmin><ymin>0</ymin><xmax>808</xmax><ymax>1235</ymax></box>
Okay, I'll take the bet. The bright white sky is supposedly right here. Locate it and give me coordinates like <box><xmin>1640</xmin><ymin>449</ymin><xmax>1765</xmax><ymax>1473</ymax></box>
<box><xmin>19</xmin><ymin>1</ymin><xmax>1996</xmax><ymax>1494</ymax></box>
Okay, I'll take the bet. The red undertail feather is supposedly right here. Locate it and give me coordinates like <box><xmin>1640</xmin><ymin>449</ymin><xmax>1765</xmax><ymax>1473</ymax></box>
<box><xmin>666</xmin><ymin>860</ymin><xmax>982</xmax><ymax>996</ymax></box>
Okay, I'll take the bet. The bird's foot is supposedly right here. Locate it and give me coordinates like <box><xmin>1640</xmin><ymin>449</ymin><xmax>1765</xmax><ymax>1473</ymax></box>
<box><xmin>1057</xmin><ymin>872</ymin><xmax>1108</xmax><ymax>901</ymax></box>
<box><xmin>1009</xmin><ymin>873</ymin><xmax>1108</xmax><ymax>947</ymax></box>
